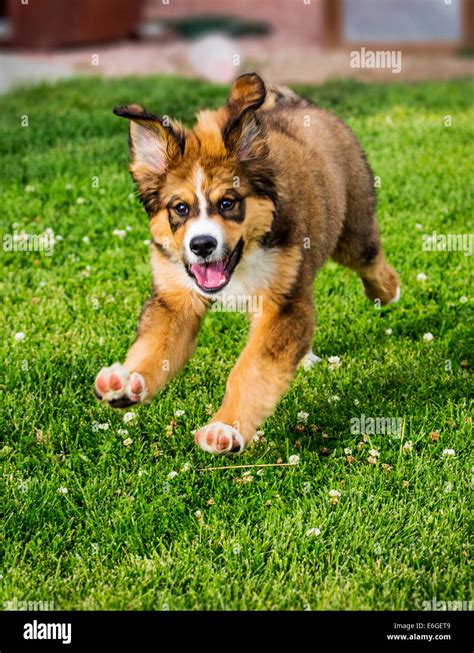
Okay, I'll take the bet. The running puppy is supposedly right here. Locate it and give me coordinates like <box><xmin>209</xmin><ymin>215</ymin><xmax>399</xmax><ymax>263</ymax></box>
<box><xmin>94</xmin><ymin>73</ymin><xmax>400</xmax><ymax>454</ymax></box>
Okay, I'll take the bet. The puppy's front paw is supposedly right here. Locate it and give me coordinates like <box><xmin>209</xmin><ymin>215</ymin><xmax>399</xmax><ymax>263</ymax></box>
<box><xmin>194</xmin><ymin>422</ymin><xmax>245</xmax><ymax>455</ymax></box>
<box><xmin>94</xmin><ymin>363</ymin><xmax>147</xmax><ymax>408</ymax></box>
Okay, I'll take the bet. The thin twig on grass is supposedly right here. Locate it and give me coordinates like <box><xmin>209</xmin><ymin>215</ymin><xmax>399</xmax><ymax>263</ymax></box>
<box><xmin>198</xmin><ymin>462</ymin><xmax>296</xmax><ymax>472</ymax></box>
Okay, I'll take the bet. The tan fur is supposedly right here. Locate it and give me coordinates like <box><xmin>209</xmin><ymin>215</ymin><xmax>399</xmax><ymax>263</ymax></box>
<box><xmin>212</xmin><ymin>290</ymin><xmax>314</xmax><ymax>439</ymax></box>
<box><xmin>97</xmin><ymin>75</ymin><xmax>400</xmax><ymax>453</ymax></box>
<box><xmin>124</xmin><ymin>288</ymin><xmax>206</xmax><ymax>397</ymax></box>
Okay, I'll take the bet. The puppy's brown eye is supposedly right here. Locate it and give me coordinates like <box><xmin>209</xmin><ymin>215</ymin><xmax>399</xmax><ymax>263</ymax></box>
<box><xmin>219</xmin><ymin>198</ymin><xmax>235</xmax><ymax>212</ymax></box>
<box><xmin>174</xmin><ymin>202</ymin><xmax>189</xmax><ymax>217</ymax></box>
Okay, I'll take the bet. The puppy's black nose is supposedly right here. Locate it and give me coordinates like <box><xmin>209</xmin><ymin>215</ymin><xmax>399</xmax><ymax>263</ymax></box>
<box><xmin>189</xmin><ymin>235</ymin><xmax>217</xmax><ymax>258</ymax></box>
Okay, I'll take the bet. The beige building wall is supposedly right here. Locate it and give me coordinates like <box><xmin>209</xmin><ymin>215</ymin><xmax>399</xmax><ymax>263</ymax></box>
<box><xmin>144</xmin><ymin>0</ymin><xmax>325</xmax><ymax>43</ymax></box>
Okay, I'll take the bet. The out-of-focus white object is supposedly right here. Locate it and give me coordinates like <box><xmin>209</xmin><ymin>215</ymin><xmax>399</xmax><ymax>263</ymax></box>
<box><xmin>187</xmin><ymin>34</ymin><xmax>237</xmax><ymax>83</ymax></box>
<box><xmin>0</xmin><ymin>54</ymin><xmax>73</xmax><ymax>94</ymax></box>
<box><xmin>135</xmin><ymin>20</ymin><xmax>169</xmax><ymax>40</ymax></box>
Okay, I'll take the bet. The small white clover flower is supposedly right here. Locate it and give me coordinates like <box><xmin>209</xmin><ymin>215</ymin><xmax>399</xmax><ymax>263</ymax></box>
<box><xmin>443</xmin><ymin>481</ymin><xmax>453</xmax><ymax>493</ymax></box>
<box><xmin>302</xmin><ymin>352</ymin><xmax>322</xmax><ymax>369</ymax></box>
<box><xmin>459</xmin><ymin>296</ymin><xmax>468</xmax><ymax>304</ymax></box>
<box><xmin>14</xmin><ymin>332</ymin><xmax>26</xmax><ymax>341</ymax></box>
<box><xmin>182</xmin><ymin>463</ymin><xmax>190</xmax><ymax>472</ymax></box>
<box><xmin>92</xmin><ymin>422</ymin><xmax>109</xmax><ymax>432</ymax></box>
<box><xmin>344</xmin><ymin>447</ymin><xmax>352</xmax><ymax>455</ymax></box>
<box><xmin>416</xmin><ymin>272</ymin><xmax>428</xmax><ymax>282</ymax></box>
<box><xmin>289</xmin><ymin>454</ymin><xmax>300</xmax><ymax>465</ymax></box>
<box><xmin>442</xmin><ymin>448</ymin><xmax>456</xmax><ymax>457</ymax></box>
<box><xmin>143</xmin><ymin>239</ymin><xmax>151</xmax><ymax>245</ymax></box>
<box><xmin>122</xmin><ymin>437</ymin><xmax>133</xmax><ymax>447</ymax></box>
<box><xmin>76</xmin><ymin>197</ymin><xmax>86</xmax><ymax>204</ymax></box>
<box><xmin>354</xmin><ymin>399</ymin><xmax>360</xmax><ymax>406</ymax></box>
<box><xmin>123</xmin><ymin>412</ymin><xmax>136</xmax><ymax>423</ymax></box>
<box><xmin>54</xmin><ymin>234</ymin><xmax>63</xmax><ymax>241</ymax></box>
<box><xmin>328</xmin><ymin>355</ymin><xmax>341</xmax><ymax>370</ymax></box>
<box><xmin>385</xmin><ymin>328</ymin><xmax>393</xmax><ymax>335</ymax></box>
<box><xmin>297</xmin><ymin>411</ymin><xmax>309</xmax><ymax>423</ymax></box>
<box><xmin>423</xmin><ymin>332</ymin><xmax>434</xmax><ymax>342</ymax></box>
<box><xmin>82</xmin><ymin>236</ymin><xmax>90</xmax><ymax>243</ymax></box>
<box><xmin>117</xmin><ymin>428</ymin><xmax>129</xmax><ymax>436</ymax></box>
<box><xmin>112</xmin><ymin>228</ymin><xmax>126</xmax><ymax>238</ymax></box>
<box><xmin>329</xmin><ymin>394</ymin><xmax>340</xmax><ymax>402</ymax></box>
<box><xmin>25</xmin><ymin>185</ymin><xmax>36</xmax><ymax>193</ymax></box>
<box><xmin>256</xmin><ymin>469</ymin><xmax>264</xmax><ymax>476</ymax></box>
<box><xmin>329</xmin><ymin>489</ymin><xmax>341</xmax><ymax>498</ymax></box>
<box><xmin>415</xmin><ymin>223</ymin><xmax>423</xmax><ymax>230</ymax></box>
<box><xmin>18</xmin><ymin>480</ymin><xmax>29</xmax><ymax>493</ymax></box>
<box><xmin>175</xmin><ymin>409</ymin><xmax>185</xmax><ymax>417</ymax></box>
<box><xmin>305</xmin><ymin>527</ymin><xmax>321</xmax><ymax>538</ymax></box>
<box><xmin>167</xmin><ymin>471</ymin><xmax>178</xmax><ymax>479</ymax></box>
<box><xmin>369</xmin><ymin>448</ymin><xmax>380</xmax><ymax>458</ymax></box>
<box><xmin>195</xmin><ymin>509</ymin><xmax>202</xmax><ymax>518</ymax></box>
<box><xmin>403</xmin><ymin>440</ymin><xmax>413</xmax><ymax>452</ymax></box>
<box><xmin>57</xmin><ymin>486</ymin><xmax>68</xmax><ymax>495</ymax></box>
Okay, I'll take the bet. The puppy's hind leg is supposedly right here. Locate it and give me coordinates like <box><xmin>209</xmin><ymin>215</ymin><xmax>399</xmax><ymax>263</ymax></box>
<box><xmin>332</xmin><ymin>217</ymin><xmax>400</xmax><ymax>307</ymax></box>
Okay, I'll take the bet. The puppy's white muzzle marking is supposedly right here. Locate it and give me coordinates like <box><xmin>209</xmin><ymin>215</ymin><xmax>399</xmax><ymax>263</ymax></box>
<box><xmin>184</xmin><ymin>222</ymin><xmax>224</xmax><ymax>263</ymax></box>
<box><xmin>184</xmin><ymin>164</ymin><xmax>225</xmax><ymax>264</ymax></box>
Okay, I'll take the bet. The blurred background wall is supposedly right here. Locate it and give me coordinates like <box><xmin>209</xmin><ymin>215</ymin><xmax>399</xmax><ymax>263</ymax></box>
<box><xmin>2</xmin><ymin>0</ymin><xmax>472</xmax><ymax>49</ymax></box>
<box><xmin>0</xmin><ymin>0</ymin><xmax>472</xmax><ymax>92</ymax></box>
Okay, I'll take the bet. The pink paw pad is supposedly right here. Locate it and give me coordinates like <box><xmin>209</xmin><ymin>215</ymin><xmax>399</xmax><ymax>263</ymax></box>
<box><xmin>109</xmin><ymin>374</ymin><xmax>123</xmax><ymax>391</ymax></box>
<box><xmin>94</xmin><ymin>363</ymin><xmax>147</xmax><ymax>408</ymax></box>
<box><xmin>195</xmin><ymin>422</ymin><xmax>245</xmax><ymax>456</ymax></box>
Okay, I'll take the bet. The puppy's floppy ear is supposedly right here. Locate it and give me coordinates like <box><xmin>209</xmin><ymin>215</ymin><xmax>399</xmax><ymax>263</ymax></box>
<box><xmin>113</xmin><ymin>104</ymin><xmax>185</xmax><ymax>176</ymax></box>
<box><xmin>222</xmin><ymin>73</ymin><xmax>268</xmax><ymax>162</ymax></box>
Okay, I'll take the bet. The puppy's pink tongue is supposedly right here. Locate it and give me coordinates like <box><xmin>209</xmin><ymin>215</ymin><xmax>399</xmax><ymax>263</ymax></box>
<box><xmin>191</xmin><ymin>261</ymin><xmax>227</xmax><ymax>289</ymax></box>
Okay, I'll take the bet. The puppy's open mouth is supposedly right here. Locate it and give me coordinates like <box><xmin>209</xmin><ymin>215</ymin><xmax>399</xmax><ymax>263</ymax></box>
<box><xmin>187</xmin><ymin>239</ymin><xmax>244</xmax><ymax>293</ymax></box>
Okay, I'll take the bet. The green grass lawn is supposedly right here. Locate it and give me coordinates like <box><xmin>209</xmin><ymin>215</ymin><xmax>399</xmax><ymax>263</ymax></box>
<box><xmin>1</xmin><ymin>75</ymin><xmax>472</xmax><ymax>611</ymax></box>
